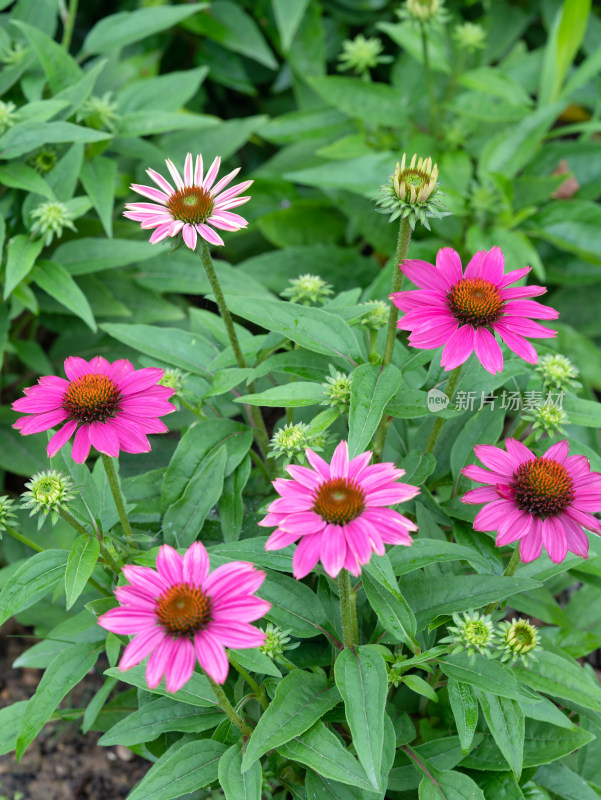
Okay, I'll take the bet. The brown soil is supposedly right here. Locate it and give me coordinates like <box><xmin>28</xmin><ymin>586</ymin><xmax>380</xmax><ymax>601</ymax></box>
<box><xmin>0</xmin><ymin>621</ymin><xmax>148</xmax><ymax>800</ymax></box>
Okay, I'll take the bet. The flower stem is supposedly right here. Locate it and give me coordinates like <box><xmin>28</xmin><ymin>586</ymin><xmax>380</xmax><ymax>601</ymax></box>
<box><xmin>199</xmin><ymin>242</ymin><xmax>270</xmax><ymax>459</ymax></box>
<box><xmin>228</xmin><ymin>654</ymin><xmax>268</xmax><ymax>710</ymax></box>
<box><xmin>59</xmin><ymin>508</ymin><xmax>90</xmax><ymax>537</ymax></box>
<box><xmin>4</xmin><ymin>524</ymin><xmax>43</xmax><ymax>552</ymax></box>
<box><xmin>484</xmin><ymin>548</ymin><xmax>522</xmax><ymax>614</ymax></box>
<box><xmin>207</xmin><ymin>674</ymin><xmax>253</xmax><ymax>736</ymax></box>
<box><xmin>58</xmin><ymin>509</ymin><xmax>122</xmax><ymax>575</ymax></box>
<box><xmin>424</xmin><ymin>366</ymin><xmax>462</xmax><ymax>455</ymax></box>
<box><xmin>100</xmin><ymin>454</ymin><xmax>136</xmax><ymax>548</ymax></box>
<box><xmin>61</xmin><ymin>0</ymin><xmax>78</xmax><ymax>51</ymax></box>
<box><xmin>338</xmin><ymin>569</ymin><xmax>359</xmax><ymax>648</ymax></box>
<box><xmin>420</xmin><ymin>22</ymin><xmax>436</xmax><ymax>135</ymax></box>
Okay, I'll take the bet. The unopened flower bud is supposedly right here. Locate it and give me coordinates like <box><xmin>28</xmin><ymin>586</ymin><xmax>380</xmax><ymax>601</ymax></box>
<box><xmin>454</xmin><ymin>22</ymin><xmax>486</xmax><ymax>53</ymax></box>
<box><xmin>376</xmin><ymin>153</ymin><xmax>449</xmax><ymax>230</ymax></box>
<box><xmin>497</xmin><ymin>618</ymin><xmax>540</xmax><ymax>666</ymax></box>
<box><xmin>523</xmin><ymin>402</ymin><xmax>568</xmax><ymax>441</ymax></box>
<box><xmin>360</xmin><ymin>300</ymin><xmax>389</xmax><ymax>330</ymax></box>
<box><xmin>535</xmin><ymin>354</ymin><xmax>579</xmax><ymax>392</ymax></box>
<box><xmin>399</xmin><ymin>0</ymin><xmax>446</xmax><ymax>24</ymax></box>
<box><xmin>30</xmin><ymin>201</ymin><xmax>77</xmax><ymax>246</ymax></box>
<box><xmin>260</xmin><ymin>623</ymin><xmax>298</xmax><ymax>661</ymax></box>
<box><xmin>281</xmin><ymin>274</ymin><xmax>333</xmax><ymax>306</ymax></box>
<box><xmin>440</xmin><ymin>610</ymin><xmax>496</xmax><ymax>660</ymax></box>
<box><xmin>269</xmin><ymin>423</ymin><xmax>326</xmax><ymax>463</ymax></box>
<box><xmin>158</xmin><ymin>368</ymin><xmax>186</xmax><ymax>394</ymax></box>
<box><xmin>338</xmin><ymin>35</ymin><xmax>391</xmax><ymax>78</ymax></box>
<box><xmin>321</xmin><ymin>369</ymin><xmax>352</xmax><ymax>413</ymax></box>
<box><xmin>21</xmin><ymin>470</ymin><xmax>76</xmax><ymax>527</ymax></box>
<box><xmin>0</xmin><ymin>496</ymin><xmax>16</xmax><ymax>534</ymax></box>
<box><xmin>0</xmin><ymin>100</ymin><xmax>17</xmax><ymax>136</ymax></box>
<box><xmin>76</xmin><ymin>92</ymin><xmax>119</xmax><ymax>132</ymax></box>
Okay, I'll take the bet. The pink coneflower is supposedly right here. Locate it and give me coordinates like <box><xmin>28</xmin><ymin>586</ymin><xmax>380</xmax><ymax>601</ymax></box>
<box><xmin>12</xmin><ymin>356</ymin><xmax>175</xmax><ymax>463</ymax></box>
<box><xmin>259</xmin><ymin>441</ymin><xmax>419</xmax><ymax>579</ymax></box>
<box><xmin>98</xmin><ymin>542</ymin><xmax>270</xmax><ymax>691</ymax></box>
<box><xmin>391</xmin><ymin>246</ymin><xmax>558</xmax><ymax>375</ymax></box>
<box><xmin>123</xmin><ymin>152</ymin><xmax>252</xmax><ymax>250</ymax></box>
<box><xmin>462</xmin><ymin>439</ymin><xmax>601</xmax><ymax>563</ymax></box>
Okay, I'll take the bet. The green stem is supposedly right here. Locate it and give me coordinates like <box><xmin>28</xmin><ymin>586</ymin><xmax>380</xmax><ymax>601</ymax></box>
<box><xmin>368</xmin><ymin>328</ymin><xmax>378</xmax><ymax>362</ymax></box>
<box><xmin>59</xmin><ymin>509</ymin><xmax>121</xmax><ymax>575</ymax></box>
<box><xmin>4</xmin><ymin>524</ymin><xmax>43</xmax><ymax>552</ymax></box>
<box><xmin>420</xmin><ymin>21</ymin><xmax>436</xmax><ymax>135</ymax></box>
<box><xmin>61</xmin><ymin>0</ymin><xmax>79</xmax><ymax>51</ymax></box>
<box><xmin>522</xmin><ymin>432</ymin><xmax>537</xmax><ymax>448</ymax></box>
<box><xmin>228</xmin><ymin>654</ymin><xmax>268</xmax><ymax>710</ymax></box>
<box><xmin>338</xmin><ymin>569</ymin><xmax>358</xmax><ymax>648</ymax></box>
<box><xmin>199</xmin><ymin>242</ymin><xmax>270</xmax><ymax>459</ymax></box>
<box><xmin>248</xmin><ymin>448</ymin><xmax>272</xmax><ymax>486</ymax></box>
<box><xmin>59</xmin><ymin>507</ymin><xmax>90</xmax><ymax>537</ymax></box>
<box><xmin>207</xmin><ymin>674</ymin><xmax>253</xmax><ymax>736</ymax></box>
<box><xmin>424</xmin><ymin>366</ymin><xmax>463</xmax><ymax>455</ymax></box>
<box><xmin>100</xmin><ymin>454</ymin><xmax>136</xmax><ymax>547</ymax></box>
<box><xmin>484</xmin><ymin>548</ymin><xmax>522</xmax><ymax>614</ymax></box>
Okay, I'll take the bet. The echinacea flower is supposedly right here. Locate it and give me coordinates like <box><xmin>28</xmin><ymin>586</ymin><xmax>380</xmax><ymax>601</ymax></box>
<box><xmin>123</xmin><ymin>152</ymin><xmax>252</xmax><ymax>250</ymax></box>
<box><xmin>98</xmin><ymin>542</ymin><xmax>270</xmax><ymax>691</ymax></box>
<box><xmin>392</xmin><ymin>247</ymin><xmax>559</xmax><ymax>375</ymax></box>
<box><xmin>259</xmin><ymin>440</ymin><xmax>419</xmax><ymax>579</ymax></box>
<box><xmin>12</xmin><ymin>356</ymin><xmax>175</xmax><ymax>463</ymax></box>
<box><xmin>462</xmin><ymin>439</ymin><xmax>601</xmax><ymax>563</ymax></box>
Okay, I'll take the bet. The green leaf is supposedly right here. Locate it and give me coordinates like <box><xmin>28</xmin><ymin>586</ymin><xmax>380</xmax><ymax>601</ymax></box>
<box><xmin>403</xmin><ymin>674</ymin><xmax>439</xmax><ymax>703</ymax></box>
<box><xmin>11</xmin><ymin>20</ymin><xmax>81</xmax><ymax>92</ymax></box>
<box><xmin>439</xmin><ymin>653</ymin><xmax>536</xmax><ymax>702</ymax></box>
<box><xmin>458</xmin><ymin>67</ymin><xmax>532</xmax><ymax>107</ymax></box>
<box><xmin>236</xmin><ymin>381</ymin><xmax>324</xmax><ymax>407</ymax></box>
<box><xmin>450</xmin><ymin>407</ymin><xmax>505</xmax><ymax>479</ymax></box>
<box><xmin>0</xmin><ymin>163</ymin><xmax>55</xmax><ymax>199</ymax></box>
<box><xmin>4</xmin><ymin>235</ymin><xmax>44</xmax><ymax>299</ymax></box>
<box><xmin>476</xmin><ymin>691</ymin><xmax>524</xmax><ymax>778</ymax></box>
<box><xmin>257</xmin><ymin>199</ymin><xmax>346</xmax><ymax>247</ymax></box>
<box><xmin>388</xmin><ymin>539</ymin><xmax>490</xmax><ymax>576</ymax></box>
<box><xmin>461</xmin><ymin>719</ymin><xmax>594</xmax><ymax>771</ymax></box>
<box><xmin>305</xmin><ymin>772</ymin><xmax>362</xmax><ymax>800</ymax></box>
<box><xmin>102</xmin><ymin>322</ymin><xmax>215</xmax><ymax>376</ymax></box>
<box><xmin>285</xmin><ymin>152</ymin><xmax>394</xmax><ymax>198</ymax></box>
<box><xmin>335</xmin><ymin>646</ymin><xmax>387</xmax><ymax>790</ymax></box>
<box><xmin>528</xmin><ymin>200</ymin><xmax>601</xmax><ymax>265</ymax></box>
<box><xmin>104</xmin><ymin>663</ymin><xmax>219</xmax><ymax>707</ymax></box>
<box><xmin>225</xmin><ymin>296</ymin><xmax>362</xmax><ymax>365</ymax></box>
<box><xmin>401</xmin><ymin>574</ymin><xmax>541</xmax><ymax>630</ymax></box>
<box><xmin>228</xmin><ymin>646</ymin><xmax>281</xmax><ymax>679</ymax></box>
<box><xmin>126</xmin><ymin>738</ymin><xmax>226</xmax><ymax>800</ymax></box>
<box><xmin>161</xmin><ymin>419</ymin><xmax>252</xmax><ymax>511</ymax></box>
<box><xmin>540</xmin><ymin>0</ymin><xmax>591</xmax><ymax>105</ymax></box>
<box><xmin>278</xmin><ymin>722</ymin><xmax>375</xmax><ymax>791</ymax></box>
<box><xmin>272</xmin><ymin>0</ymin><xmax>309</xmax><ymax>50</ymax></box>
<box><xmin>82</xmin><ymin>3</ymin><xmax>207</xmax><ymax>53</ymax></box>
<box><xmin>0</xmin><ymin>549</ymin><xmax>69</xmax><ymax>625</ymax></box>
<box><xmin>31</xmin><ymin>260</ymin><xmax>96</xmax><ymax>331</ymax></box>
<box><xmin>362</xmin><ymin>563</ymin><xmax>418</xmax><ymax>649</ymax></box>
<box><xmin>207</xmin><ymin>1</ymin><xmax>277</xmax><ymax>69</ymax></box>
<box><xmin>418</xmin><ymin>768</ymin><xmax>485</xmax><ymax>800</ymax></box>
<box><xmin>259</xmin><ymin>571</ymin><xmax>329</xmax><ymax>639</ymax></box>
<box><xmin>514</xmin><ymin>648</ymin><xmax>601</xmax><ymax>713</ymax></box>
<box><xmin>306</xmin><ymin>76</ymin><xmax>404</xmax><ymax>125</ymax></box>
<box><xmin>64</xmin><ymin>535</ymin><xmax>100</xmax><ymax>611</ymax></box>
<box><xmin>448</xmin><ymin>679</ymin><xmax>479</xmax><ymax>754</ymax></box>
<box><xmin>242</xmin><ymin>670</ymin><xmax>340</xmax><ymax>770</ymax></box>
<box><xmin>162</xmin><ymin>446</ymin><xmax>227</xmax><ymax>548</ymax></box>
<box><xmin>53</xmin><ymin>238</ymin><xmax>160</xmax><ymax>275</ymax></box>
<box><xmin>0</xmin><ymin>701</ymin><xmax>27</xmax><ymax>756</ymax></box>
<box><xmin>473</xmin><ymin>773</ymin><xmax>525</xmax><ymax>800</ymax></box>
<box><xmin>16</xmin><ymin>642</ymin><xmax>99</xmax><ymax>758</ymax></box>
<box><xmin>348</xmin><ymin>364</ymin><xmax>402</xmax><ymax>458</ymax></box>
<box><xmin>0</xmin><ymin>121</ymin><xmax>111</xmax><ymax>159</ymax></box>
<box><xmin>99</xmin><ymin>696</ymin><xmax>222</xmax><ymax>746</ymax></box>
<box><xmin>80</xmin><ymin>156</ymin><xmax>116</xmax><ymax>238</ymax></box>
<box><xmin>117</xmin><ymin>66</ymin><xmax>208</xmax><ymax>112</ymax></box>
<box><xmin>534</xmin><ymin>762</ymin><xmax>600</xmax><ymax>800</ymax></box>
<box><xmin>219</xmin><ymin>741</ymin><xmax>261</xmax><ymax>800</ymax></box>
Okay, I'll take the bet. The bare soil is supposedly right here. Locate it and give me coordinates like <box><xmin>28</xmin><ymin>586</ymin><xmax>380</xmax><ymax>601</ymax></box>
<box><xmin>0</xmin><ymin>621</ymin><xmax>148</xmax><ymax>800</ymax></box>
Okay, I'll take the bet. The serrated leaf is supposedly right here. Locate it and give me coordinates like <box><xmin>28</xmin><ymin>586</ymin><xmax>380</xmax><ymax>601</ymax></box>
<box><xmin>64</xmin><ymin>534</ymin><xmax>100</xmax><ymax>610</ymax></box>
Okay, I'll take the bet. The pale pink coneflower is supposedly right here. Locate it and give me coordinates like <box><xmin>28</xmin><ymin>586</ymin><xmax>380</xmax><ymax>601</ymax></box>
<box><xmin>12</xmin><ymin>356</ymin><xmax>175</xmax><ymax>463</ymax></box>
<box><xmin>123</xmin><ymin>152</ymin><xmax>252</xmax><ymax>250</ymax></box>
<box><xmin>391</xmin><ymin>246</ymin><xmax>558</xmax><ymax>375</ymax></box>
<box><xmin>462</xmin><ymin>438</ymin><xmax>601</xmax><ymax>563</ymax></box>
<box><xmin>98</xmin><ymin>542</ymin><xmax>270</xmax><ymax>691</ymax></box>
<box><xmin>259</xmin><ymin>440</ymin><xmax>419</xmax><ymax>579</ymax></box>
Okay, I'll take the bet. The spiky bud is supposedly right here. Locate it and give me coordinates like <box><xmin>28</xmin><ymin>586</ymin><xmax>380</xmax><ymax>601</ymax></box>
<box><xmin>360</xmin><ymin>300</ymin><xmax>389</xmax><ymax>330</ymax></box>
<box><xmin>28</xmin><ymin>147</ymin><xmax>58</xmax><ymax>175</ymax></box>
<box><xmin>260</xmin><ymin>623</ymin><xmax>298</xmax><ymax>661</ymax></box>
<box><xmin>268</xmin><ymin>423</ymin><xmax>326</xmax><ymax>463</ymax></box>
<box><xmin>30</xmin><ymin>201</ymin><xmax>77</xmax><ymax>246</ymax></box>
<box><xmin>453</xmin><ymin>22</ymin><xmax>486</xmax><ymax>53</ymax></box>
<box><xmin>0</xmin><ymin>496</ymin><xmax>16</xmax><ymax>535</ymax></box>
<box><xmin>440</xmin><ymin>610</ymin><xmax>497</xmax><ymax>660</ymax></box>
<box><xmin>0</xmin><ymin>100</ymin><xmax>18</xmax><ymax>136</ymax></box>
<box><xmin>535</xmin><ymin>354</ymin><xmax>580</xmax><ymax>393</ymax></box>
<box><xmin>76</xmin><ymin>92</ymin><xmax>119</xmax><ymax>132</ymax></box>
<box><xmin>281</xmin><ymin>274</ymin><xmax>333</xmax><ymax>306</ymax></box>
<box><xmin>158</xmin><ymin>368</ymin><xmax>186</xmax><ymax>394</ymax></box>
<box><xmin>523</xmin><ymin>402</ymin><xmax>568</xmax><ymax>441</ymax></box>
<box><xmin>21</xmin><ymin>470</ymin><xmax>76</xmax><ymax>527</ymax></box>
<box><xmin>321</xmin><ymin>369</ymin><xmax>352</xmax><ymax>413</ymax></box>
<box><xmin>338</xmin><ymin>35</ymin><xmax>391</xmax><ymax>78</ymax></box>
<box><xmin>497</xmin><ymin>619</ymin><xmax>540</xmax><ymax>666</ymax></box>
<box><xmin>376</xmin><ymin>153</ymin><xmax>449</xmax><ymax>230</ymax></box>
<box><xmin>398</xmin><ymin>0</ymin><xmax>447</xmax><ymax>24</ymax></box>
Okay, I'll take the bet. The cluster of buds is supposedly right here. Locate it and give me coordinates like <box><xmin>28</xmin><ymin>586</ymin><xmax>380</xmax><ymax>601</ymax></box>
<box><xmin>76</xmin><ymin>92</ymin><xmax>119</xmax><ymax>132</ymax></box>
<box><xmin>0</xmin><ymin>100</ymin><xmax>17</xmax><ymax>136</ymax></box>
<box><xmin>21</xmin><ymin>470</ymin><xmax>76</xmax><ymax>528</ymax></box>
<box><xmin>440</xmin><ymin>610</ymin><xmax>540</xmax><ymax>666</ymax></box>
<box><xmin>523</xmin><ymin>402</ymin><xmax>568</xmax><ymax>441</ymax></box>
<box><xmin>268</xmin><ymin>422</ymin><xmax>327</xmax><ymax>463</ymax></box>
<box><xmin>30</xmin><ymin>201</ymin><xmax>77</xmax><ymax>246</ymax></box>
<box><xmin>260</xmin><ymin>623</ymin><xmax>299</xmax><ymax>662</ymax></box>
<box><xmin>376</xmin><ymin>153</ymin><xmax>448</xmax><ymax>230</ymax></box>
<box><xmin>321</xmin><ymin>368</ymin><xmax>353</xmax><ymax>413</ymax></box>
<box><xmin>281</xmin><ymin>274</ymin><xmax>333</xmax><ymax>306</ymax></box>
<box><xmin>338</xmin><ymin>34</ymin><xmax>392</xmax><ymax>79</ymax></box>
<box><xmin>535</xmin><ymin>354</ymin><xmax>580</xmax><ymax>393</ymax></box>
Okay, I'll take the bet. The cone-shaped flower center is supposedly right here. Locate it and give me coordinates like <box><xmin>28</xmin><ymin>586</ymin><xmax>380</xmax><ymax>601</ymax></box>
<box><xmin>464</xmin><ymin>619</ymin><xmax>492</xmax><ymax>646</ymax></box>
<box><xmin>507</xmin><ymin>620</ymin><xmax>537</xmax><ymax>652</ymax></box>
<box><xmin>512</xmin><ymin>458</ymin><xmax>574</xmax><ymax>517</ymax></box>
<box><xmin>447</xmin><ymin>277</ymin><xmax>505</xmax><ymax>327</ymax></box>
<box><xmin>156</xmin><ymin>583</ymin><xmax>212</xmax><ymax>637</ymax></box>
<box><xmin>312</xmin><ymin>478</ymin><xmax>366</xmax><ymax>525</ymax></box>
<box><xmin>166</xmin><ymin>186</ymin><xmax>215</xmax><ymax>224</ymax></box>
<box><xmin>63</xmin><ymin>374</ymin><xmax>122</xmax><ymax>423</ymax></box>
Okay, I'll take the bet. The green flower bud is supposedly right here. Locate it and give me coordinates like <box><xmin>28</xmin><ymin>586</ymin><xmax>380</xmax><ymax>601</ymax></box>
<box><xmin>30</xmin><ymin>201</ymin><xmax>77</xmax><ymax>246</ymax></box>
<box><xmin>360</xmin><ymin>300</ymin><xmax>389</xmax><ymax>330</ymax></box>
<box><xmin>376</xmin><ymin>153</ymin><xmax>450</xmax><ymax>230</ymax></box>
<box><xmin>281</xmin><ymin>274</ymin><xmax>333</xmax><ymax>306</ymax></box>
<box><xmin>453</xmin><ymin>22</ymin><xmax>486</xmax><ymax>53</ymax></box>
<box><xmin>497</xmin><ymin>618</ymin><xmax>540</xmax><ymax>666</ymax></box>
<box><xmin>0</xmin><ymin>100</ymin><xmax>18</xmax><ymax>136</ymax></box>
<box><xmin>269</xmin><ymin>423</ymin><xmax>326</xmax><ymax>463</ymax></box>
<box><xmin>21</xmin><ymin>470</ymin><xmax>76</xmax><ymax>527</ymax></box>
<box><xmin>440</xmin><ymin>610</ymin><xmax>497</xmax><ymax>660</ymax></box>
<box><xmin>321</xmin><ymin>368</ymin><xmax>352</xmax><ymax>413</ymax></box>
<box><xmin>0</xmin><ymin>496</ymin><xmax>16</xmax><ymax>535</ymax></box>
<box><xmin>260</xmin><ymin>623</ymin><xmax>298</xmax><ymax>661</ymax></box>
<box><xmin>338</xmin><ymin>35</ymin><xmax>391</xmax><ymax>78</ymax></box>
<box><xmin>535</xmin><ymin>354</ymin><xmax>580</xmax><ymax>392</ymax></box>
<box><xmin>76</xmin><ymin>92</ymin><xmax>119</xmax><ymax>132</ymax></box>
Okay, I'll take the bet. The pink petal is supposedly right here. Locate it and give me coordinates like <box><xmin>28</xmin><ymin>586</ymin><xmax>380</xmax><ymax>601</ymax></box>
<box><xmin>330</xmin><ymin>441</ymin><xmax>349</xmax><ymax>479</ymax></box>
<box><xmin>436</xmin><ymin>247</ymin><xmax>464</xmax><ymax>286</ymax></box>
<box><xmin>71</xmin><ymin>424</ymin><xmax>92</xmax><ymax>462</ymax></box>
<box><xmin>541</xmin><ymin>516</ymin><xmax>568</xmax><ymax>563</ymax></box>
<box><xmin>122</xmin><ymin>565</ymin><xmax>169</xmax><ymax>597</ymax></box>
<box><xmin>182</xmin><ymin>223</ymin><xmax>198</xmax><ymax>251</ymax></box>
<box><xmin>183</xmin><ymin>153</ymin><xmax>194</xmax><ymax>186</ymax></box>
<box><xmin>146</xmin><ymin>636</ymin><xmax>176</xmax><ymax>689</ymax></box>
<box><xmin>286</xmin><ymin>464</ymin><xmax>322</xmax><ymax>489</ymax></box>
<box><xmin>98</xmin><ymin>607</ymin><xmax>158</xmax><ymax>635</ymax></box>
<box><xmin>210</xmin><ymin>167</ymin><xmax>240</xmax><ymax>196</ymax></box>
<box><xmin>183</xmin><ymin>541</ymin><xmax>210</xmax><ymax>587</ymax></box>
<box><xmin>499</xmin><ymin>266</ymin><xmax>531</xmax><ymax>288</ymax></box>
<box><xmin>146</xmin><ymin>168</ymin><xmax>174</xmax><ymax>196</ymax></box>
<box><xmin>194</xmin><ymin>154</ymin><xmax>204</xmax><ymax>186</ymax></box>
<box><xmin>474</xmin><ymin>444</ymin><xmax>517</xmax><ymax>475</ymax></box>
<box><xmin>194</xmin><ymin>629</ymin><xmax>229</xmax><ymax>683</ymax></box>
<box><xmin>505</xmin><ymin>438</ymin><xmax>535</xmax><ymax>465</ymax></box>
<box><xmin>543</xmin><ymin>439</ymin><xmax>569</xmax><ymax>464</ymax></box>
<box><xmin>88</xmin><ymin>421</ymin><xmax>120</xmax><ymax>457</ymax></box>
<box><xmin>503</xmin><ymin>299</ymin><xmax>559</xmax><ymax>320</ymax></box>
<box><xmin>401</xmin><ymin>259</ymin><xmax>439</xmax><ymax>290</ymax></box>
<box><xmin>563</xmin><ymin>517</ymin><xmax>589</xmax><ymax>559</ymax></box>
<box><xmin>165</xmin><ymin>637</ymin><xmax>196</xmax><ymax>693</ymax></box>
<box><xmin>493</xmin><ymin>324</ymin><xmax>539</xmax><ymax>364</ymax></box>
<box><xmin>320</xmin><ymin>524</ymin><xmax>346</xmax><ymax>578</ymax></box>
<box><xmin>462</xmin><ymin>464</ymin><xmax>508</xmax><ymax>485</ymax></box>
<box><xmin>196</xmin><ymin>223</ymin><xmax>224</xmax><ymax>247</ymax></box>
<box><xmin>480</xmin><ymin>246</ymin><xmax>504</xmax><ymax>285</ymax></box>
<box><xmin>149</xmin><ymin>222</ymin><xmax>172</xmax><ymax>244</ymax></box>
<box><xmin>47</xmin><ymin>420</ymin><xmax>79</xmax><ymax>457</ymax></box>
<box><xmin>305</xmin><ymin>448</ymin><xmax>331</xmax><ymax>480</ymax></box>
<box><xmin>207</xmin><ymin>620</ymin><xmax>266</xmax><ymax>649</ymax></box>
<box><xmin>130</xmin><ymin>184</ymin><xmax>169</xmax><ymax>204</ymax></box>
<box><xmin>156</xmin><ymin>544</ymin><xmax>184</xmax><ymax>584</ymax></box>
<box><xmin>119</xmin><ymin>627</ymin><xmax>165</xmax><ymax>671</ymax></box>
<box><xmin>165</xmin><ymin>158</ymin><xmax>184</xmax><ymax>191</ymax></box>
<box><xmin>464</xmin><ymin>250</ymin><xmax>486</xmax><ymax>279</ymax></box>
<box><xmin>440</xmin><ymin>325</ymin><xmax>476</xmax><ymax>370</ymax></box>
<box><xmin>13</xmin><ymin>409</ymin><xmax>68</xmax><ymax>435</ymax></box>
<box><xmin>519</xmin><ymin>518</ymin><xmax>544</xmax><ymax>562</ymax></box>
<box><xmin>203</xmin><ymin>156</ymin><xmax>221</xmax><ymax>192</ymax></box>
<box><xmin>473</xmin><ymin>328</ymin><xmax>504</xmax><ymax>375</ymax></box>
<box><xmin>292</xmin><ymin>533</ymin><xmax>323</xmax><ymax>579</ymax></box>
<box><xmin>214</xmin><ymin>180</ymin><xmax>253</xmax><ymax>205</ymax></box>
<box><xmin>474</xmin><ymin>499</ymin><xmax>514</xmax><ymax>531</ymax></box>
<box><xmin>461</xmin><ymin>486</ymin><xmax>500</xmax><ymax>504</ymax></box>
